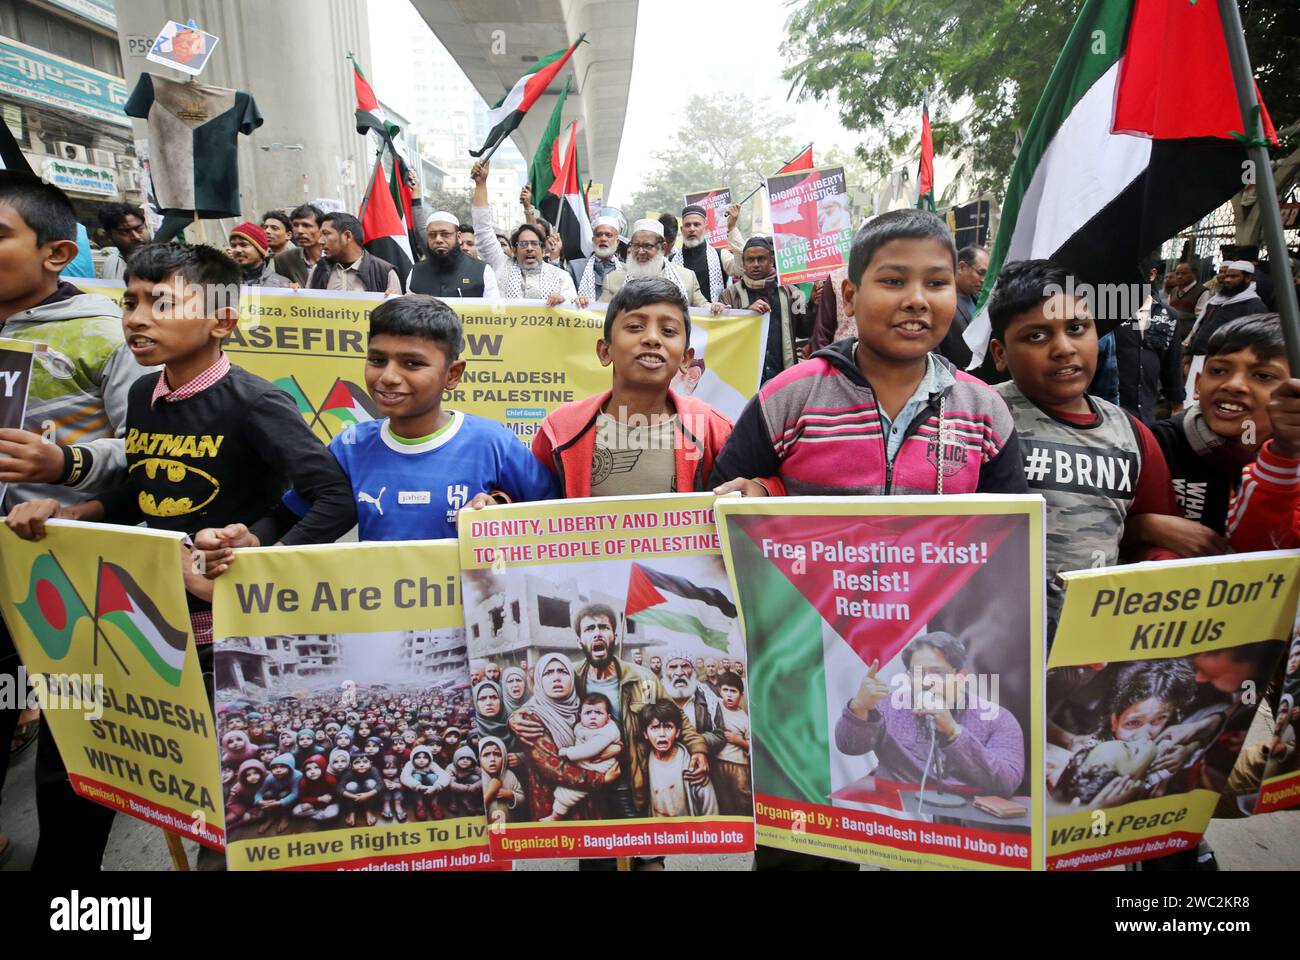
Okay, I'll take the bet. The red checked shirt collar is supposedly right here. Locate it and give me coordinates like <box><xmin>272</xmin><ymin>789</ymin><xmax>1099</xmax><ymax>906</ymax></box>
<box><xmin>151</xmin><ymin>353</ymin><xmax>231</xmax><ymax>408</ymax></box>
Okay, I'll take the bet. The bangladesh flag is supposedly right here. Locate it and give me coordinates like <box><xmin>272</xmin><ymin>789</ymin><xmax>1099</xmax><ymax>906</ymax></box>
<box><xmin>321</xmin><ymin>379</ymin><xmax>378</xmax><ymax>427</ymax></box>
<box><xmin>916</xmin><ymin>103</ymin><xmax>935</xmax><ymax>211</ymax></box>
<box><xmin>529</xmin><ymin>77</ymin><xmax>593</xmax><ymax>261</ymax></box>
<box><xmin>723</xmin><ymin>513</ymin><xmax>1016</xmax><ymax>805</ymax></box>
<box><xmin>624</xmin><ymin>563</ymin><xmax>737</xmax><ymax>653</ymax></box>
<box><xmin>96</xmin><ymin>560</ymin><xmax>188</xmax><ymax>687</ymax></box>
<box><xmin>16</xmin><ymin>552</ymin><xmax>90</xmax><ymax>659</ymax></box>
<box><xmin>964</xmin><ymin>0</ymin><xmax>1277</xmax><ymax>368</ymax></box>
<box><xmin>470</xmin><ymin>34</ymin><xmax>586</xmax><ymax>158</ymax></box>
<box><xmin>273</xmin><ymin>376</ymin><xmax>314</xmax><ymax>418</ymax></box>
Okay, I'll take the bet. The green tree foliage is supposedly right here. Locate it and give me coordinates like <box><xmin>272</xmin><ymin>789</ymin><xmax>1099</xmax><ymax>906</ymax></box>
<box><xmin>782</xmin><ymin>0</ymin><xmax>1297</xmax><ymax>199</ymax></box>
<box><xmin>623</xmin><ymin>93</ymin><xmax>803</xmax><ymax>234</ymax></box>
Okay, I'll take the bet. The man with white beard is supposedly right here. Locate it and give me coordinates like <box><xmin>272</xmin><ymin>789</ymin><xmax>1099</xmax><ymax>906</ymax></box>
<box><xmin>570</xmin><ymin>215</ymin><xmax>623</xmax><ymax>301</ymax></box>
<box><xmin>599</xmin><ymin>220</ymin><xmax>713</xmax><ymax>309</ymax></box>
<box><xmin>662</xmin><ymin>650</ymin><xmax>726</xmax><ymax>763</ymax></box>
<box><xmin>671</xmin><ymin>202</ymin><xmax>745</xmax><ymax>302</ymax></box>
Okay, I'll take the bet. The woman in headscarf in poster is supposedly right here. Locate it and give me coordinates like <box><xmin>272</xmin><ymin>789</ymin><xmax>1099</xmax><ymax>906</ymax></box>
<box><xmin>510</xmin><ymin>653</ymin><xmax>622</xmax><ymax>820</ymax></box>
<box><xmin>473</xmin><ymin>678</ymin><xmax>523</xmax><ymax>766</ymax></box>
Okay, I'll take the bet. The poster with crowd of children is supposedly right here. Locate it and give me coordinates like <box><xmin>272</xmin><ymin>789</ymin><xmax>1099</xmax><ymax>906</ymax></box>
<box><xmin>1045</xmin><ymin>551</ymin><xmax>1300</xmax><ymax>870</ymax></box>
<box><xmin>715</xmin><ymin>495</ymin><xmax>1045</xmax><ymax>870</ymax></box>
<box><xmin>0</xmin><ymin>521</ymin><xmax>223</xmax><ymax>848</ymax></box>
<box><xmin>1254</xmin><ymin>616</ymin><xmax>1300</xmax><ymax>814</ymax></box>
<box><xmin>211</xmin><ymin>540</ymin><xmax>503</xmax><ymax>870</ymax></box>
<box><xmin>69</xmin><ymin>282</ymin><xmax>768</xmax><ymax>442</ymax></box>
<box><xmin>457</xmin><ymin>492</ymin><xmax>756</xmax><ymax>860</ymax></box>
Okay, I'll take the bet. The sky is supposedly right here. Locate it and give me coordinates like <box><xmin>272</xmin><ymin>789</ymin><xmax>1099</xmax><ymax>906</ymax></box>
<box><xmin>368</xmin><ymin>0</ymin><xmax>866</xmax><ymax>203</ymax></box>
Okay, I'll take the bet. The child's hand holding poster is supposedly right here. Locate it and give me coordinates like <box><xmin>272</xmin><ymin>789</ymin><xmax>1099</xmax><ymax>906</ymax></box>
<box><xmin>212</xmin><ymin>540</ymin><xmax>503</xmax><ymax>871</ymax></box>
<box><xmin>458</xmin><ymin>493</ymin><xmax>755</xmax><ymax>860</ymax></box>
<box><xmin>1047</xmin><ymin>551</ymin><xmax>1300</xmax><ymax>869</ymax></box>
<box><xmin>715</xmin><ymin>495</ymin><xmax>1045</xmax><ymax>870</ymax></box>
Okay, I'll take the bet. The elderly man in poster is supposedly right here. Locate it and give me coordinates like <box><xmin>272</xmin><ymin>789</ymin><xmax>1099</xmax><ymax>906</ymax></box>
<box><xmin>835</xmin><ymin>631</ymin><xmax>1025</xmax><ymax>798</ymax></box>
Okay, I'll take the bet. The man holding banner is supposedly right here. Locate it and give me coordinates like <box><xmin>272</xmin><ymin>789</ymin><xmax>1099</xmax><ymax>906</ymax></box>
<box><xmin>673</xmin><ymin>201</ymin><xmax>744</xmax><ymax>302</ymax></box>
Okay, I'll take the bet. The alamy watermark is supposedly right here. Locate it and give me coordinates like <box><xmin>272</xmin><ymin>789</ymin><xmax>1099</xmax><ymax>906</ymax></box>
<box><xmin>889</xmin><ymin>668</ymin><xmax>1002</xmax><ymax>721</ymax></box>
<box><xmin>0</xmin><ymin>666</ymin><xmax>103</xmax><ymax>720</ymax></box>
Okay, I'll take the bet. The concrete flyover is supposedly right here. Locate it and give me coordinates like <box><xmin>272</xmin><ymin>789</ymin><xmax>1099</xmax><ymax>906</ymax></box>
<box><xmin>411</xmin><ymin>0</ymin><xmax>637</xmax><ymax>192</ymax></box>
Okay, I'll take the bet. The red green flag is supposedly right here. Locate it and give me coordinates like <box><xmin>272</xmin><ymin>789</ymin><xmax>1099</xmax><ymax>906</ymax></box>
<box><xmin>16</xmin><ymin>552</ymin><xmax>91</xmax><ymax>659</ymax></box>
<box><xmin>916</xmin><ymin>103</ymin><xmax>935</xmax><ymax>211</ymax></box>
<box><xmin>96</xmin><ymin>560</ymin><xmax>188</xmax><ymax>686</ymax></box>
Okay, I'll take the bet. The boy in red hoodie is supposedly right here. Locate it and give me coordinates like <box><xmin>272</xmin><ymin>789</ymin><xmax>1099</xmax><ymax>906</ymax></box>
<box><xmin>532</xmin><ymin>277</ymin><xmax>732</xmax><ymax>497</ymax></box>
<box><xmin>1226</xmin><ymin>374</ymin><xmax>1300</xmax><ymax>552</ymax></box>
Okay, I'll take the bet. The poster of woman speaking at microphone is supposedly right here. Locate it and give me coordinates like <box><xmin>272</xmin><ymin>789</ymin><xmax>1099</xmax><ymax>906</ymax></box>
<box><xmin>716</xmin><ymin>495</ymin><xmax>1045</xmax><ymax>871</ymax></box>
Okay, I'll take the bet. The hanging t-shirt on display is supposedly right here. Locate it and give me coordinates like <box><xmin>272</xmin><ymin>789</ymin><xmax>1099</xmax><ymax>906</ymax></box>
<box><xmin>124</xmin><ymin>72</ymin><xmax>262</xmax><ymax>218</ymax></box>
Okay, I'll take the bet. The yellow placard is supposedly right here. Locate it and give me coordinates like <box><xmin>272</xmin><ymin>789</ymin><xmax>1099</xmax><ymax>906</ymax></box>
<box><xmin>1046</xmin><ymin>550</ymin><xmax>1300</xmax><ymax>868</ymax></box>
<box><xmin>0</xmin><ymin>520</ymin><xmax>222</xmax><ymax>847</ymax></box>
<box><xmin>212</xmin><ymin>539</ymin><xmax>503</xmax><ymax>871</ymax></box>
<box><xmin>72</xmin><ymin>282</ymin><xmax>765</xmax><ymax>443</ymax></box>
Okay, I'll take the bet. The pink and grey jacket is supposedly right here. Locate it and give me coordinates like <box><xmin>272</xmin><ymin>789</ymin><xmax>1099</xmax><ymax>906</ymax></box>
<box><xmin>708</xmin><ymin>340</ymin><xmax>1027</xmax><ymax>496</ymax></box>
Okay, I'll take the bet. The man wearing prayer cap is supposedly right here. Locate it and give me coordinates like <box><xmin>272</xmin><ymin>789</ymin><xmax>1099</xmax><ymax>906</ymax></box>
<box><xmin>719</xmin><ymin>235</ymin><xmax>809</xmax><ymax>383</ymax></box>
<box><xmin>671</xmin><ymin>201</ymin><xmax>745</xmax><ymax>302</ymax></box>
<box><xmin>599</xmin><ymin>218</ymin><xmax>713</xmax><ymax>308</ymax></box>
<box><xmin>1184</xmin><ymin>258</ymin><xmax>1267</xmax><ymax>358</ymax></box>
<box><xmin>570</xmin><ymin>214</ymin><xmax>623</xmax><ymax>301</ymax></box>
<box><xmin>408</xmin><ymin>210</ymin><xmax>500</xmax><ymax>299</ymax></box>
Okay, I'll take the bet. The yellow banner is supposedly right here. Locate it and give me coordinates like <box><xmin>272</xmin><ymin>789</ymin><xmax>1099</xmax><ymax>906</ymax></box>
<box><xmin>1046</xmin><ymin>550</ymin><xmax>1300</xmax><ymax>868</ymax></box>
<box><xmin>211</xmin><ymin>540</ymin><xmax>503</xmax><ymax>871</ymax></box>
<box><xmin>72</xmin><ymin>282</ymin><xmax>765</xmax><ymax>443</ymax></box>
<box><xmin>0</xmin><ymin>520</ymin><xmax>222</xmax><ymax>847</ymax></box>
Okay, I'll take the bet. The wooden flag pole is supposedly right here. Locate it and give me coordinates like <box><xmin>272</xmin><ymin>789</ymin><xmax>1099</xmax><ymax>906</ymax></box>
<box><xmin>1218</xmin><ymin>0</ymin><xmax>1300</xmax><ymax>373</ymax></box>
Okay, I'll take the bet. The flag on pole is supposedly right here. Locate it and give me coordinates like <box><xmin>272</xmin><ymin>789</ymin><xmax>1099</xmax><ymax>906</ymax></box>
<box><xmin>529</xmin><ymin>79</ymin><xmax>593</xmax><ymax>260</ymax></box>
<box><xmin>963</xmin><ymin>0</ymin><xmax>1278</xmax><ymax>368</ymax></box>
<box><xmin>349</xmin><ymin>54</ymin><xmax>397</xmax><ymax>139</ymax></box>
<box><xmin>916</xmin><ymin>104</ymin><xmax>936</xmax><ymax>211</ymax></box>
<box><xmin>777</xmin><ymin>144</ymin><xmax>814</xmax><ymax>174</ymax></box>
<box><xmin>359</xmin><ymin>151</ymin><xmax>414</xmax><ymax>285</ymax></box>
<box><xmin>470</xmin><ymin>34</ymin><xmax>587</xmax><ymax>158</ymax></box>
<box><xmin>624</xmin><ymin>563</ymin><xmax>737</xmax><ymax>652</ymax></box>
<box><xmin>16</xmin><ymin>553</ymin><xmax>91</xmax><ymax>659</ymax></box>
<box><xmin>96</xmin><ymin>560</ymin><xmax>188</xmax><ymax>686</ymax></box>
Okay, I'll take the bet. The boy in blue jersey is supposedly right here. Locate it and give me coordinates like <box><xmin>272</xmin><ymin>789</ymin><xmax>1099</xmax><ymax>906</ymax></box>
<box><xmin>199</xmin><ymin>294</ymin><xmax>557</xmax><ymax>557</ymax></box>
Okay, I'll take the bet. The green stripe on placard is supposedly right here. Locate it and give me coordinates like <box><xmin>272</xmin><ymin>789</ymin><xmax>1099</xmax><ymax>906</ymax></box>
<box><xmin>730</xmin><ymin>523</ymin><xmax>831</xmax><ymax>806</ymax></box>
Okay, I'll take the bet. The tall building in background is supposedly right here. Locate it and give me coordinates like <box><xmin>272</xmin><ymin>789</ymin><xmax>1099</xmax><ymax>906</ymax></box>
<box><xmin>0</xmin><ymin>0</ymin><xmax>145</xmax><ymax>227</ymax></box>
<box><xmin>368</xmin><ymin>0</ymin><xmax>527</xmax><ymax>229</ymax></box>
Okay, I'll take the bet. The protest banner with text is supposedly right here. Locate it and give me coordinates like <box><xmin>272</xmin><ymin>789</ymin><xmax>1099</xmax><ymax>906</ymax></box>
<box><xmin>716</xmin><ymin>495</ymin><xmax>1045</xmax><ymax>870</ymax></box>
<box><xmin>72</xmin><ymin>283</ymin><xmax>765</xmax><ymax>442</ymax></box>
<box><xmin>212</xmin><ymin>539</ymin><xmax>504</xmax><ymax>871</ymax></box>
<box><xmin>684</xmin><ymin>188</ymin><xmax>733</xmax><ymax>249</ymax></box>
<box><xmin>458</xmin><ymin>493</ymin><xmax>755</xmax><ymax>861</ymax></box>
<box><xmin>766</xmin><ymin>164</ymin><xmax>852</xmax><ymax>286</ymax></box>
<box><xmin>0</xmin><ymin>520</ymin><xmax>223</xmax><ymax>848</ymax></box>
<box><xmin>1253</xmin><ymin>612</ymin><xmax>1300</xmax><ymax>814</ymax></box>
<box><xmin>0</xmin><ymin>336</ymin><xmax>35</xmax><ymax>502</ymax></box>
<box><xmin>1046</xmin><ymin>552</ymin><xmax>1300</xmax><ymax>869</ymax></box>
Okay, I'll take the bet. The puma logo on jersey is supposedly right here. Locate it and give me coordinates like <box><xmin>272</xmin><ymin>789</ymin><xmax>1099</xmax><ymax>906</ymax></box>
<box><xmin>358</xmin><ymin>487</ymin><xmax>386</xmax><ymax>516</ymax></box>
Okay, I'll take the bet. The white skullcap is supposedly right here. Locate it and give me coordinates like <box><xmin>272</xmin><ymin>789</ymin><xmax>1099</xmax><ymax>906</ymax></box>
<box><xmin>631</xmin><ymin>218</ymin><xmax>665</xmax><ymax>239</ymax></box>
<box><xmin>593</xmin><ymin>215</ymin><xmax>620</xmax><ymax>230</ymax></box>
<box><xmin>428</xmin><ymin>211</ymin><xmax>460</xmax><ymax>227</ymax></box>
<box><xmin>1224</xmin><ymin>259</ymin><xmax>1254</xmax><ymax>273</ymax></box>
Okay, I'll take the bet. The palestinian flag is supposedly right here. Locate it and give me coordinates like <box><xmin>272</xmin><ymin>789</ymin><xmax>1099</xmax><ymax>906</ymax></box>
<box><xmin>349</xmin><ymin>54</ymin><xmax>397</xmax><ymax>139</ymax></box>
<box><xmin>320</xmin><ymin>378</ymin><xmax>377</xmax><ymax>427</ymax></box>
<box><xmin>0</xmin><ymin>119</ymin><xmax>31</xmax><ymax>173</ymax></box>
<box><xmin>96</xmin><ymin>560</ymin><xmax>188</xmax><ymax>686</ymax></box>
<box><xmin>778</xmin><ymin>143</ymin><xmax>814</xmax><ymax>175</ymax></box>
<box><xmin>964</xmin><ymin>0</ymin><xmax>1278</xmax><ymax>367</ymax></box>
<box><xmin>470</xmin><ymin>34</ymin><xmax>586</xmax><ymax>158</ymax></box>
<box><xmin>916</xmin><ymin>104</ymin><xmax>935</xmax><ymax>211</ymax></box>
<box><xmin>529</xmin><ymin>79</ymin><xmax>593</xmax><ymax>261</ymax></box>
<box><xmin>16</xmin><ymin>552</ymin><xmax>90</xmax><ymax>659</ymax></box>
<box><xmin>359</xmin><ymin>149</ymin><xmax>414</xmax><ymax>287</ymax></box>
<box><xmin>721</xmin><ymin>512</ymin><xmax>1017</xmax><ymax>806</ymax></box>
<box><xmin>624</xmin><ymin>563</ymin><xmax>737</xmax><ymax>653</ymax></box>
